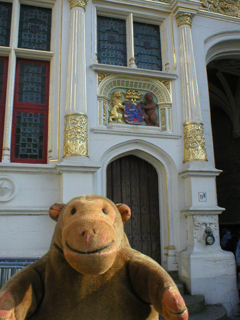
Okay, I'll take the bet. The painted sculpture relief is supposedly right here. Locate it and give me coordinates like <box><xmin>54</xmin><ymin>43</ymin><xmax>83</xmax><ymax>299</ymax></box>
<box><xmin>108</xmin><ymin>91</ymin><xmax>125</xmax><ymax>124</ymax></box>
<box><xmin>108</xmin><ymin>90</ymin><xmax>159</xmax><ymax>127</ymax></box>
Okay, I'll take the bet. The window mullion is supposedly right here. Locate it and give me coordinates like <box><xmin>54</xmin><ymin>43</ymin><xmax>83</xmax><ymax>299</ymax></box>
<box><xmin>11</xmin><ymin>0</ymin><xmax>20</xmax><ymax>49</ymax></box>
<box><xmin>127</xmin><ymin>13</ymin><xmax>136</xmax><ymax>68</ymax></box>
<box><xmin>2</xmin><ymin>0</ymin><xmax>20</xmax><ymax>162</ymax></box>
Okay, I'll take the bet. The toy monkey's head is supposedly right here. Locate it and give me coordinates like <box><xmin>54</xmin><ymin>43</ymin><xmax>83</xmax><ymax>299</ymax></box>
<box><xmin>49</xmin><ymin>195</ymin><xmax>131</xmax><ymax>275</ymax></box>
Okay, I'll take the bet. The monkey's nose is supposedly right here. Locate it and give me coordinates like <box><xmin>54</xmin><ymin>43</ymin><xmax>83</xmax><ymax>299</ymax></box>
<box><xmin>81</xmin><ymin>230</ymin><xmax>96</xmax><ymax>237</ymax></box>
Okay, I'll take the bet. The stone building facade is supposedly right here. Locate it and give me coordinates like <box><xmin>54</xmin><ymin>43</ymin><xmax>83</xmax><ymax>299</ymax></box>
<box><xmin>0</xmin><ymin>0</ymin><xmax>240</xmax><ymax>315</ymax></box>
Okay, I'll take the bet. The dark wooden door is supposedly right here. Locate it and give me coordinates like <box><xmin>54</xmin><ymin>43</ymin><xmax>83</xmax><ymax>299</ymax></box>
<box><xmin>107</xmin><ymin>155</ymin><xmax>161</xmax><ymax>263</ymax></box>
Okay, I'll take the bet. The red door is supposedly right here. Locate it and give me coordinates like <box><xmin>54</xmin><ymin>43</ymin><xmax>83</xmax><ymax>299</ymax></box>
<box><xmin>107</xmin><ymin>155</ymin><xmax>161</xmax><ymax>263</ymax></box>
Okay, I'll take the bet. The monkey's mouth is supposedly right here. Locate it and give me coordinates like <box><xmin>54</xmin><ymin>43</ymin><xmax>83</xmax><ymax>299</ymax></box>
<box><xmin>65</xmin><ymin>241</ymin><xmax>114</xmax><ymax>255</ymax></box>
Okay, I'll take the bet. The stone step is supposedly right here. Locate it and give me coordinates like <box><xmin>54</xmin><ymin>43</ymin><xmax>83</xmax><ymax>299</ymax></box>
<box><xmin>183</xmin><ymin>295</ymin><xmax>206</xmax><ymax>314</ymax></box>
<box><xmin>189</xmin><ymin>305</ymin><xmax>227</xmax><ymax>320</ymax></box>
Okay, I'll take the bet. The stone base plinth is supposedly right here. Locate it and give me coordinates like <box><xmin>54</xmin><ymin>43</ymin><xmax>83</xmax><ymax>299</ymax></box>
<box><xmin>178</xmin><ymin>250</ymin><xmax>239</xmax><ymax>316</ymax></box>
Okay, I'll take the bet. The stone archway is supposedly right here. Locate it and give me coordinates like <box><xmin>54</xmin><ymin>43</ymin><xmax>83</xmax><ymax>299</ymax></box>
<box><xmin>207</xmin><ymin>58</ymin><xmax>240</xmax><ymax>230</ymax></box>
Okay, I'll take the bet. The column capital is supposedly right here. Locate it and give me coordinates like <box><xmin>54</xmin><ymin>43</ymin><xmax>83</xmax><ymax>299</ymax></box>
<box><xmin>68</xmin><ymin>0</ymin><xmax>89</xmax><ymax>11</ymax></box>
<box><xmin>175</xmin><ymin>13</ymin><xmax>193</xmax><ymax>27</ymax></box>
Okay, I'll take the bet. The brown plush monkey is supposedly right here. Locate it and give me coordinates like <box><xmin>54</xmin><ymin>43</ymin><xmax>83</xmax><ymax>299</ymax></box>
<box><xmin>0</xmin><ymin>195</ymin><xmax>188</xmax><ymax>320</ymax></box>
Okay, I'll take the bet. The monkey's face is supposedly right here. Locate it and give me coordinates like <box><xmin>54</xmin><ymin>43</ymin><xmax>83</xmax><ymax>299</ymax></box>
<box><xmin>61</xmin><ymin>197</ymin><xmax>122</xmax><ymax>275</ymax></box>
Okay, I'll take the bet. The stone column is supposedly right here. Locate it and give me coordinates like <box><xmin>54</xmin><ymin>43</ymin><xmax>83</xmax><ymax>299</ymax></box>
<box><xmin>176</xmin><ymin>12</ymin><xmax>239</xmax><ymax>315</ymax></box>
<box><xmin>127</xmin><ymin>13</ymin><xmax>137</xmax><ymax>68</ymax></box>
<box><xmin>176</xmin><ymin>13</ymin><xmax>207</xmax><ymax>162</ymax></box>
<box><xmin>63</xmin><ymin>0</ymin><xmax>89</xmax><ymax>158</ymax></box>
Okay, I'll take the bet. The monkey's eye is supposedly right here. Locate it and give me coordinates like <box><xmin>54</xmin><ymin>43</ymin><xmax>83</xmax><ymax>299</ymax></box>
<box><xmin>71</xmin><ymin>208</ymin><xmax>76</xmax><ymax>215</ymax></box>
<box><xmin>102</xmin><ymin>209</ymin><xmax>108</xmax><ymax>215</ymax></box>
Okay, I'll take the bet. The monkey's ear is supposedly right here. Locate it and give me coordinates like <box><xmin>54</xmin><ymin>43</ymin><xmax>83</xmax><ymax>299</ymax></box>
<box><xmin>49</xmin><ymin>203</ymin><xmax>65</xmax><ymax>221</ymax></box>
<box><xmin>116</xmin><ymin>204</ymin><xmax>131</xmax><ymax>223</ymax></box>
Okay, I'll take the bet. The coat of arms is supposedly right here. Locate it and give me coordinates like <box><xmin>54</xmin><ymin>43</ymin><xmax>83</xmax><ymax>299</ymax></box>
<box><xmin>123</xmin><ymin>90</ymin><xmax>144</xmax><ymax>125</ymax></box>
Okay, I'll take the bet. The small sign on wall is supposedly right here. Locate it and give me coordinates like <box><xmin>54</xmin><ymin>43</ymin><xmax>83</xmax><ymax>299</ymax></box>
<box><xmin>198</xmin><ymin>192</ymin><xmax>207</xmax><ymax>202</ymax></box>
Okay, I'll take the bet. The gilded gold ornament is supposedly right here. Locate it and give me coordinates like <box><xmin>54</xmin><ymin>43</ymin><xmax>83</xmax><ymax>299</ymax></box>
<box><xmin>68</xmin><ymin>0</ymin><xmax>88</xmax><ymax>10</ymax></box>
<box><xmin>160</xmin><ymin>109</ymin><xmax>167</xmax><ymax>131</ymax></box>
<box><xmin>124</xmin><ymin>89</ymin><xmax>142</xmax><ymax>105</ymax></box>
<box><xmin>161</xmin><ymin>81</ymin><xmax>170</xmax><ymax>92</ymax></box>
<box><xmin>64</xmin><ymin>113</ymin><xmax>88</xmax><ymax>157</ymax></box>
<box><xmin>183</xmin><ymin>122</ymin><xmax>207</xmax><ymax>162</ymax></box>
<box><xmin>175</xmin><ymin>13</ymin><xmax>193</xmax><ymax>27</ymax></box>
<box><xmin>200</xmin><ymin>0</ymin><xmax>240</xmax><ymax>18</ymax></box>
<box><xmin>98</xmin><ymin>72</ymin><xmax>110</xmax><ymax>86</ymax></box>
<box><xmin>103</xmin><ymin>102</ymin><xmax>107</xmax><ymax>125</ymax></box>
<box><xmin>108</xmin><ymin>91</ymin><xmax>126</xmax><ymax>124</ymax></box>
<box><xmin>164</xmin><ymin>245</ymin><xmax>176</xmax><ymax>250</ymax></box>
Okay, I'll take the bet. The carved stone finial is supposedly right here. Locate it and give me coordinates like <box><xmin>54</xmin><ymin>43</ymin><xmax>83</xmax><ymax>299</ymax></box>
<box><xmin>68</xmin><ymin>0</ymin><xmax>89</xmax><ymax>11</ymax></box>
<box><xmin>175</xmin><ymin>13</ymin><xmax>193</xmax><ymax>27</ymax></box>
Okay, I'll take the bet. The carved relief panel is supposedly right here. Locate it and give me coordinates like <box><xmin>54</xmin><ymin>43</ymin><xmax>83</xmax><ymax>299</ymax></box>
<box><xmin>97</xmin><ymin>74</ymin><xmax>173</xmax><ymax>132</ymax></box>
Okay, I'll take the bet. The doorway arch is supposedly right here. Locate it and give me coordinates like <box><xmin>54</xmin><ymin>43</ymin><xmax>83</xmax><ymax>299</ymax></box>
<box><xmin>206</xmin><ymin>39</ymin><xmax>240</xmax><ymax>232</ymax></box>
<box><xmin>107</xmin><ymin>155</ymin><xmax>161</xmax><ymax>263</ymax></box>
<box><xmin>98</xmin><ymin>139</ymin><xmax>180</xmax><ymax>269</ymax></box>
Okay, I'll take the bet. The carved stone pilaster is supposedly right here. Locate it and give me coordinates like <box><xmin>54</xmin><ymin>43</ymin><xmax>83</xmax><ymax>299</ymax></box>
<box><xmin>183</xmin><ymin>122</ymin><xmax>207</xmax><ymax>161</ymax></box>
<box><xmin>176</xmin><ymin>12</ymin><xmax>207</xmax><ymax>162</ymax></box>
<box><xmin>65</xmin><ymin>0</ymin><xmax>88</xmax><ymax>158</ymax></box>
<box><xmin>175</xmin><ymin>13</ymin><xmax>193</xmax><ymax>27</ymax></box>
<box><xmin>68</xmin><ymin>0</ymin><xmax>88</xmax><ymax>10</ymax></box>
<box><xmin>64</xmin><ymin>113</ymin><xmax>88</xmax><ymax>157</ymax></box>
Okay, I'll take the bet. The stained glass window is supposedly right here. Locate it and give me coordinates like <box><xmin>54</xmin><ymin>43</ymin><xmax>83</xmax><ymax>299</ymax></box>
<box><xmin>0</xmin><ymin>60</ymin><xmax>5</xmax><ymax>101</ymax></box>
<box><xmin>0</xmin><ymin>108</ymin><xmax>4</xmax><ymax>161</ymax></box>
<box><xmin>134</xmin><ymin>22</ymin><xmax>162</xmax><ymax>71</ymax></box>
<box><xmin>97</xmin><ymin>16</ymin><xmax>127</xmax><ymax>66</ymax></box>
<box><xmin>0</xmin><ymin>57</ymin><xmax>8</xmax><ymax>162</ymax></box>
<box><xmin>18</xmin><ymin>5</ymin><xmax>52</xmax><ymax>51</ymax></box>
<box><xmin>11</xmin><ymin>59</ymin><xmax>49</xmax><ymax>163</ymax></box>
<box><xmin>14</xmin><ymin>112</ymin><xmax>44</xmax><ymax>159</ymax></box>
<box><xmin>18</xmin><ymin>62</ymin><xmax>47</xmax><ymax>104</ymax></box>
<box><xmin>0</xmin><ymin>2</ymin><xmax>12</xmax><ymax>47</ymax></box>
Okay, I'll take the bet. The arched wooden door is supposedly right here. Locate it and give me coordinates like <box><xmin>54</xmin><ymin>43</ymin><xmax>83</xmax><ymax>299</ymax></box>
<box><xmin>107</xmin><ymin>155</ymin><xmax>161</xmax><ymax>263</ymax></box>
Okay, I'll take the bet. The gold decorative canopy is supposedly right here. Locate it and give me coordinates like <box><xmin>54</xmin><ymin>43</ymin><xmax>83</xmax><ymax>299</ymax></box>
<box><xmin>68</xmin><ymin>0</ymin><xmax>89</xmax><ymax>10</ymax></box>
<box><xmin>175</xmin><ymin>13</ymin><xmax>193</xmax><ymax>27</ymax></box>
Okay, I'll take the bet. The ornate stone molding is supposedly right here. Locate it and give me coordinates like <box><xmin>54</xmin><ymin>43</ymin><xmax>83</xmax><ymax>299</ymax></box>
<box><xmin>175</xmin><ymin>13</ymin><xmax>193</xmax><ymax>27</ymax></box>
<box><xmin>0</xmin><ymin>176</ymin><xmax>18</xmax><ymax>202</ymax></box>
<box><xmin>193</xmin><ymin>215</ymin><xmax>218</xmax><ymax>242</ymax></box>
<box><xmin>68</xmin><ymin>0</ymin><xmax>88</xmax><ymax>10</ymax></box>
<box><xmin>64</xmin><ymin>113</ymin><xmax>88</xmax><ymax>157</ymax></box>
<box><xmin>200</xmin><ymin>0</ymin><xmax>240</xmax><ymax>18</ymax></box>
<box><xmin>98</xmin><ymin>75</ymin><xmax>172</xmax><ymax>104</ymax></box>
<box><xmin>183</xmin><ymin>122</ymin><xmax>207</xmax><ymax>162</ymax></box>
